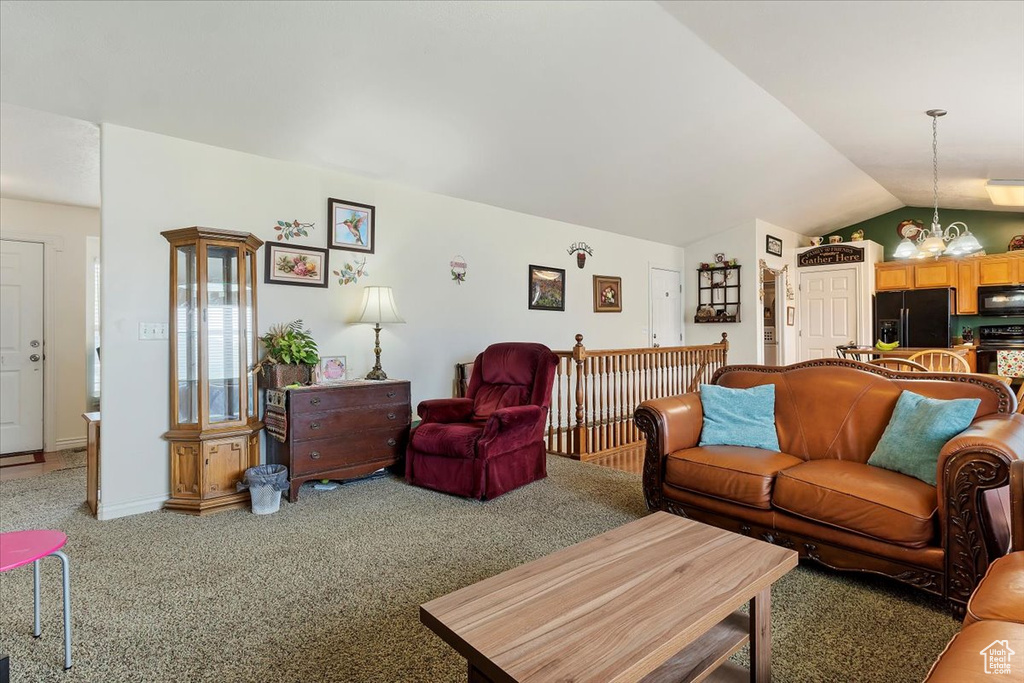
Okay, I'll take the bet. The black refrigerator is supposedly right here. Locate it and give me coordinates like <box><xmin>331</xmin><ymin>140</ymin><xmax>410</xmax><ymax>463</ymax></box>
<box><xmin>874</xmin><ymin>289</ymin><xmax>952</xmax><ymax>347</ymax></box>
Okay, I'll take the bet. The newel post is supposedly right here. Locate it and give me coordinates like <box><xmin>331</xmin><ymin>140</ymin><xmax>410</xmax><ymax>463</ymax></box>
<box><xmin>571</xmin><ymin>334</ymin><xmax>588</xmax><ymax>457</ymax></box>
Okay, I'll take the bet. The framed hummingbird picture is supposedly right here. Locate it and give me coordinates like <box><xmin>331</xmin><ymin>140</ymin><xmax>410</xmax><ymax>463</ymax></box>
<box><xmin>328</xmin><ymin>198</ymin><xmax>375</xmax><ymax>254</ymax></box>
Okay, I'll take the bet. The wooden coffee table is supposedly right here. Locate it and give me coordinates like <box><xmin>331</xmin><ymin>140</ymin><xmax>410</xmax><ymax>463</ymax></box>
<box><xmin>421</xmin><ymin>512</ymin><xmax>797</xmax><ymax>682</ymax></box>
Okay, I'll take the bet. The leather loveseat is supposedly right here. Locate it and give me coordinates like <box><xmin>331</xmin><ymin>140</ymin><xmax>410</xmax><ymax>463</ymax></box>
<box><xmin>925</xmin><ymin>459</ymin><xmax>1024</xmax><ymax>681</ymax></box>
<box><xmin>634</xmin><ymin>359</ymin><xmax>1024</xmax><ymax>612</ymax></box>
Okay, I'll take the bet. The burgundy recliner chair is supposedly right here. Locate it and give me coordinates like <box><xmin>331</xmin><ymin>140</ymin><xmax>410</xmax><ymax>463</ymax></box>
<box><xmin>405</xmin><ymin>342</ymin><xmax>558</xmax><ymax>500</ymax></box>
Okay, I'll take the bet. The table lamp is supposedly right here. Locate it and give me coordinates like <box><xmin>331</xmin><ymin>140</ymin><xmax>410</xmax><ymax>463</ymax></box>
<box><xmin>355</xmin><ymin>286</ymin><xmax>404</xmax><ymax>380</ymax></box>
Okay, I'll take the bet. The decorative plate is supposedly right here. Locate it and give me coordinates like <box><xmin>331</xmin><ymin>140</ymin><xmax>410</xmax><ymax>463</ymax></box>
<box><xmin>896</xmin><ymin>219</ymin><xmax>924</xmax><ymax>239</ymax></box>
<box><xmin>1008</xmin><ymin>235</ymin><xmax>1024</xmax><ymax>251</ymax></box>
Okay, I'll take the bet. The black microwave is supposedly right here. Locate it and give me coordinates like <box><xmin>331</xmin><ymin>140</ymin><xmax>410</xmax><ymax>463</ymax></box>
<box><xmin>978</xmin><ymin>285</ymin><xmax>1024</xmax><ymax>317</ymax></box>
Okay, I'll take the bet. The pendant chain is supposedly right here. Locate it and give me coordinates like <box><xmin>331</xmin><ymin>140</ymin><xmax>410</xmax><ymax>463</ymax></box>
<box><xmin>932</xmin><ymin>115</ymin><xmax>940</xmax><ymax>230</ymax></box>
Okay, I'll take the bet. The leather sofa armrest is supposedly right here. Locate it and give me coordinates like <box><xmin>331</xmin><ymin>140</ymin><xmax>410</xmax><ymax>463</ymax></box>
<box><xmin>1012</xmin><ymin>459</ymin><xmax>1024</xmax><ymax>552</ymax></box>
<box><xmin>478</xmin><ymin>405</ymin><xmax>547</xmax><ymax>457</ymax></box>
<box><xmin>936</xmin><ymin>413</ymin><xmax>1024</xmax><ymax>607</ymax></box>
<box><xmin>417</xmin><ymin>398</ymin><xmax>474</xmax><ymax>424</ymax></box>
<box><xmin>634</xmin><ymin>393</ymin><xmax>704</xmax><ymax>511</ymax></box>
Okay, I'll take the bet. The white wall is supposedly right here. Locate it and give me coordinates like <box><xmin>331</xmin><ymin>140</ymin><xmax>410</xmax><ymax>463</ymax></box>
<box><xmin>99</xmin><ymin>124</ymin><xmax>685</xmax><ymax>519</ymax></box>
<box><xmin>683</xmin><ymin>221</ymin><xmax>759</xmax><ymax>365</ymax></box>
<box><xmin>0</xmin><ymin>197</ymin><xmax>100</xmax><ymax>449</ymax></box>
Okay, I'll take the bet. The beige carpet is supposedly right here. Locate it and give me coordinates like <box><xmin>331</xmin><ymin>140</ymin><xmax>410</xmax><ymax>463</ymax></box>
<box><xmin>0</xmin><ymin>457</ymin><xmax>958</xmax><ymax>682</ymax></box>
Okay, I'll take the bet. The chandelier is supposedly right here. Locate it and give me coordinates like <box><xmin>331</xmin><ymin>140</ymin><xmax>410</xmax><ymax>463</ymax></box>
<box><xmin>893</xmin><ymin>110</ymin><xmax>983</xmax><ymax>259</ymax></box>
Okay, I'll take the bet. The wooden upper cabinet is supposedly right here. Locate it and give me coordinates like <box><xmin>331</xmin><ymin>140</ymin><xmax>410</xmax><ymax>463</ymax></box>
<box><xmin>914</xmin><ymin>261</ymin><xmax>957</xmax><ymax>289</ymax></box>
<box><xmin>977</xmin><ymin>257</ymin><xmax>1019</xmax><ymax>286</ymax></box>
<box><xmin>875</xmin><ymin>263</ymin><xmax>913</xmax><ymax>291</ymax></box>
<box><xmin>957</xmin><ymin>261</ymin><xmax>979</xmax><ymax>315</ymax></box>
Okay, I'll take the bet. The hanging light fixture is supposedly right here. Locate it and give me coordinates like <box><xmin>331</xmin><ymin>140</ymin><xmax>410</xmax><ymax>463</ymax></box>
<box><xmin>894</xmin><ymin>110</ymin><xmax>983</xmax><ymax>259</ymax></box>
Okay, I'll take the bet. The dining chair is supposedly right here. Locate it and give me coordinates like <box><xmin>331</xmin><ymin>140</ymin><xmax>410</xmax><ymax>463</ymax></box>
<box><xmin>907</xmin><ymin>349</ymin><xmax>971</xmax><ymax>373</ymax></box>
<box><xmin>1016</xmin><ymin>383</ymin><xmax>1024</xmax><ymax>415</ymax></box>
<box><xmin>866</xmin><ymin>358</ymin><xmax>929</xmax><ymax>372</ymax></box>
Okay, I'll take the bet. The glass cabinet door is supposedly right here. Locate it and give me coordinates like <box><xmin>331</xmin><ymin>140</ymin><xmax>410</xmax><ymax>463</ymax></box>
<box><xmin>206</xmin><ymin>245</ymin><xmax>242</xmax><ymax>424</ymax></box>
<box><xmin>175</xmin><ymin>245</ymin><xmax>200</xmax><ymax>425</ymax></box>
<box><xmin>245</xmin><ymin>250</ymin><xmax>257</xmax><ymax>418</ymax></box>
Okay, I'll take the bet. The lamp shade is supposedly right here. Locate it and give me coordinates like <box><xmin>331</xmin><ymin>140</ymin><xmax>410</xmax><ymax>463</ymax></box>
<box><xmin>893</xmin><ymin>237</ymin><xmax>920</xmax><ymax>259</ymax></box>
<box><xmin>356</xmin><ymin>286</ymin><xmax>405</xmax><ymax>324</ymax></box>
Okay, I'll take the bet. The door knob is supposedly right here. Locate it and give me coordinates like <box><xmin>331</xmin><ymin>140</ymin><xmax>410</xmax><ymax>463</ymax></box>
<box><xmin>29</xmin><ymin>354</ymin><xmax>40</xmax><ymax>362</ymax></box>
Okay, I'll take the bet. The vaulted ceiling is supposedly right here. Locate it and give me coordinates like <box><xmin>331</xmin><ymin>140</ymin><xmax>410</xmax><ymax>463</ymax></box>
<box><xmin>1</xmin><ymin>1</ymin><xmax>1020</xmax><ymax>242</ymax></box>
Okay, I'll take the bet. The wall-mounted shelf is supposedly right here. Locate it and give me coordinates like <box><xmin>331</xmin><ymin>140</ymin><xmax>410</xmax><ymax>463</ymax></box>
<box><xmin>695</xmin><ymin>265</ymin><xmax>741</xmax><ymax>323</ymax></box>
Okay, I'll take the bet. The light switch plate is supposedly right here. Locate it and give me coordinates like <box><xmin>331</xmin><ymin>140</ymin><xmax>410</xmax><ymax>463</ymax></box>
<box><xmin>138</xmin><ymin>322</ymin><xmax>169</xmax><ymax>340</ymax></box>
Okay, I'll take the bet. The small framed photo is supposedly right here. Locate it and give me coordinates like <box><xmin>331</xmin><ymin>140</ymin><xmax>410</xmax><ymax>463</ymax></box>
<box><xmin>766</xmin><ymin>234</ymin><xmax>783</xmax><ymax>257</ymax></box>
<box><xmin>528</xmin><ymin>265</ymin><xmax>565</xmax><ymax>311</ymax></box>
<box><xmin>593</xmin><ymin>275</ymin><xmax>622</xmax><ymax>313</ymax></box>
<box><xmin>264</xmin><ymin>243</ymin><xmax>329</xmax><ymax>288</ymax></box>
<box><xmin>787</xmin><ymin>306</ymin><xmax>796</xmax><ymax>326</ymax></box>
<box><xmin>317</xmin><ymin>356</ymin><xmax>347</xmax><ymax>383</ymax></box>
<box><xmin>328</xmin><ymin>198</ymin><xmax>375</xmax><ymax>254</ymax></box>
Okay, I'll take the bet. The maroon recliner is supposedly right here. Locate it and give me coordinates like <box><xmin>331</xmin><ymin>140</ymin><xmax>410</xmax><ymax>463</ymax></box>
<box><xmin>405</xmin><ymin>342</ymin><xmax>558</xmax><ymax>500</ymax></box>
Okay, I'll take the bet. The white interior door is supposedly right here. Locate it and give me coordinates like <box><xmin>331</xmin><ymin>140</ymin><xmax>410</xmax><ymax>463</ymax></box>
<box><xmin>650</xmin><ymin>268</ymin><xmax>681</xmax><ymax>347</ymax></box>
<box><xmin>798</xmin><ymin>267</ymin><xmax>857</xmax><ymax>361</ymax></box>
<box><xmin>0</xmin><ymin>240</ymin><xmax>45</xmax><ymax>454</ymax></box>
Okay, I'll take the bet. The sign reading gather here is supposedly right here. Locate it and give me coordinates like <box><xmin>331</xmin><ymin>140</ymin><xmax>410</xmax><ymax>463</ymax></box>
<box><xmin>798</xmin><ymin>245</ymin><xmax>865</xmax><ymax>268</ymax></box>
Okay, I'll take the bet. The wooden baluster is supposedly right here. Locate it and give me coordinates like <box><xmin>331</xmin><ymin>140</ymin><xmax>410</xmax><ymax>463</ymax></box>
<box><xmin>617</xmin><ymin>354</ymin><xmax>624</xmax><ymax>447</ymax></box>
<box><xmin>571</xmin><ymin>334</ymin><xmax>587</xmax><ymax>458</ymax></box>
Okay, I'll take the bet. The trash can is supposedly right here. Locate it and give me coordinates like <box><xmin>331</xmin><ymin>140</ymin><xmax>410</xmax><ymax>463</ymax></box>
<box><xmin>237</xmin><ymin>465</ymin><xmax>288</xmax><ymax>515</ymax></box>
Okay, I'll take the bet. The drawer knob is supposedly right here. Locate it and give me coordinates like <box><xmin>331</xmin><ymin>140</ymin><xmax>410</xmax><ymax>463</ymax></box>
<box><xmin>387</xmin><ymin>438</ymin><xmax>397</xmax><ymax>447</ymax></box>
<box><xmin>386</xmin><ymin>391</ymin><xmax>396</xmax><ymax>398</ymax></box>
<box><xmin>310</xmin><ymin>422</ymin><xmax>321</xmax><ymax>430</ymax></box>
<box><xmin>310</xmin><ymin>451</ymin><xmax>321</xmax><ymax>460</ymax></box>
<box><xmin>387</xmin><ymin>412</ymin><xmax>396</xmax><ymax>420</ymax></box>
<box><xmin>310</xmin><ymin>397</ymin><xmax>321</xmax><ymax>405</ymax></box>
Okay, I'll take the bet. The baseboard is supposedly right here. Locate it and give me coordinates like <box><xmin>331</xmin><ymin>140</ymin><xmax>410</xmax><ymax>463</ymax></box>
<box><xmin>97</xmin><ymin>494</ymin><xmax>168</xmax><ymax>521</ymax></box>
<box><xmin>53</xmin><ymin>437</ymin><xmax>87</xmax><ymax>451</ymax></box>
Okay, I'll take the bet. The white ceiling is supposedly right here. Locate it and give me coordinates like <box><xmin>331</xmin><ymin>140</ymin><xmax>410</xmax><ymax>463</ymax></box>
<box><xmin>0</xmin><ymin>103</ymin><xmax>100</xmax><ymax>208</ymax></box>
<box><xmin>662</xmin><ymin>0</ymin><xmax>1024</xmax><ymax>213</ymax></box>
<box><xmin>0</xmin><ymin>1</ymin><xmax>1019</xmax><ymax>242</ymax></box>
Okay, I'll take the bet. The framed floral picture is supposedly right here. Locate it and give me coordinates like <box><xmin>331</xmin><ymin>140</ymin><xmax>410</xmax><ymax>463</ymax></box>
<box><xmin>328</xmin><ymin>197</ymin><xmax>375</xmax><ymax>254</ymax></box>
<box><xmin>593</xmin><ymin>275</ymin><xmax>622</xmax><ymax>313</ymax></box>
<box><xmin>317</xmin><ymin>356</ymin><xmax>347</xmax><ymax>383</ymax></box>
<box><xmin>264</xmin><ymin>243</ymin><xmax>329</xmax><ymax>288</ymax></box>
<box><xmin>528</xmin><ymin>265</ymin><xmax>565</xmax><ymax>311</ymax></box>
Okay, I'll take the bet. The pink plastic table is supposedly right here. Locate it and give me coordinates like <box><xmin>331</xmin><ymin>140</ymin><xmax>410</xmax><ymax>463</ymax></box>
<box><xmin>0</xmin><ymin>530</ymin><xmax>72</xmax><ymax>670</ymax></box>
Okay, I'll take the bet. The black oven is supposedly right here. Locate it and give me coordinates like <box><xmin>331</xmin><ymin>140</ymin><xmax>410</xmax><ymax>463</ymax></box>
<box><xmin>978</xmin><ymin>285</ymin><xmax>1024</xmax><ymax>317</ymax></box>
<box><xmin>977</xmin><ymin>325</ymin><xmax>1024</xmax><ymax>377</ymax></box>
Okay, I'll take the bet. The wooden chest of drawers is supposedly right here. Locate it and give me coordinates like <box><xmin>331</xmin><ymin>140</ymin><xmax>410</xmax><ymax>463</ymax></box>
<box><xmin>265</xmin><ymin>380</ymin><xmax>411</xmax><ymax>502</ymax></box>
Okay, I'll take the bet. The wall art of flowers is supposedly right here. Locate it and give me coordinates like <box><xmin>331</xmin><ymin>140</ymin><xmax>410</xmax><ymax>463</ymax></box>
<box><xmin>334</xmin><ymin>257</ymin><xmax>368</xmax><ymax>286</ymax></box>
<box><xmin>264</xmin><ymin>244</ymin><xmax>329</xmax><ymax>288</ymax></box>
<box><xmin>274</xmin><ymin>219</ymin><xmax>315</xmax><ymax>241</ymax></box>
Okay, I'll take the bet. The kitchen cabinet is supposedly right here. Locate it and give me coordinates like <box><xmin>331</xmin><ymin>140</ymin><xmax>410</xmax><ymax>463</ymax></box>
<box><xmin>913</xmin><ymin>261</ymin><xmax>957</xmax><ymax>289</ymax></box>
<box><xmin>957</xmin><ymin>262</ymin><xmax>979</xmax><ymax>315</ymax></box>
<box><xmin>875</xmin><ymin>263</ymin><xmax>913</xmax><ymax>291</ymax></box>
<box><xmin>977</xmin><ymin>257</ymin><xmax>1019</xmax><ymax>286</ymax></box>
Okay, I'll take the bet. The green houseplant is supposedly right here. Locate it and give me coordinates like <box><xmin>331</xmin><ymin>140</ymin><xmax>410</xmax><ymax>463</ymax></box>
<box><xmin>258</xmin><ymin>320</ymin><xmax>320</xmax><ymax>389</ymax></box>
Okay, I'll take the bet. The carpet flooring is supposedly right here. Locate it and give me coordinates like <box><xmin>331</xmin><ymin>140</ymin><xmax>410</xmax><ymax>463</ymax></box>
<box><xmin>0</xmin><ymin>456</ymin><xmax>958</xmax><ymax>682</ymax></box>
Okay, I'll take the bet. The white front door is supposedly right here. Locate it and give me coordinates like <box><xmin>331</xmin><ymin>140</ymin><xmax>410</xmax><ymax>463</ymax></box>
<box><xmin>0</xmin><ymin>240</ymin><xmax>45</xmax><ymax>454</ymax></box>
<box><xmin>798</xmin><ymin>267</ymin><xmax>857</xmax><ymax>361</ymax></box>
<box><xmin>650</xmin><ymin>268</ymin><xmax>682</xmax><ymax>347</ymax></box>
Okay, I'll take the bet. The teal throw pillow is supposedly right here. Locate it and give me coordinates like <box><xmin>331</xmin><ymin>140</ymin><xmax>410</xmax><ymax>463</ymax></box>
<box><xmin>867</xmin><ymin>390</ymin><xmax>980</xmax><ymax>486</ymax></box>
<box><xmin>698</xmin><ymin>383</ymin><xmax>780</xmax><ymax>452</ymax></box>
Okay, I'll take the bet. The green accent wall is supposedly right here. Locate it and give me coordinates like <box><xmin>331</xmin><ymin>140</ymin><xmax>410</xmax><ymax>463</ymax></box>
<box><xmin>828</xmin><ymin>206</ymin><xmax>1024</xmax><ymax>261</ymax></box>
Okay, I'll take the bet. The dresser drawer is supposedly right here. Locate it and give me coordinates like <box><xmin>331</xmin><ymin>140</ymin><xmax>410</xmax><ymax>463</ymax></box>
<box><xmin>289</xmin><ymin>382</ymin><xmax>410</xmax><ymax>415</ymax></box>
<box><xmin>290</xmin><ymin>428</ymin><xmax>407</xmax><ymax>476</ymax></box>
<box><xmin>291</xmin><ymin>407</ymin><xmax>410</xmax><ymax>441</ymax></box>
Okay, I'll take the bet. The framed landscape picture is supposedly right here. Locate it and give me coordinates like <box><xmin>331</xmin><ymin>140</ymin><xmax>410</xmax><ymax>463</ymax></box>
<box><xmin>528</xmin><ymin>265</ymin><xmax>565</xmax><ymax>311</ymax></box>
<box><xmin>593</xmin><ymin>275</ymin><xmax>622</xmax><ymax>313</ymax></box>
<box><xmin>766</xmin><ymin>234</ymin><xmax>783</xmax><ymax>257</ymax></box>
<box><xmin>264</xmin><ymin>243</ymin><xmax>329</xmax><ymax>288</ymax></box>
<box><xmin>328</xmin><ymin>198</ymin><xmax>375</xmax><ymax>254</ymax></box>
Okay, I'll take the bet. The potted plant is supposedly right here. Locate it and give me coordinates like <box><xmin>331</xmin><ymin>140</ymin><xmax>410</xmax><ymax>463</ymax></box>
<box><xmin>258</xmin><ymin>320</ymin><xmax>320</xmax><ymax>389</ymax></box>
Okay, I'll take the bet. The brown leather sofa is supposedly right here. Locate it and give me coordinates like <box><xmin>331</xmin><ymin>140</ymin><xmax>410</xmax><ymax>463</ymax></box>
<box><xmin>634</xmin><ymin>359</ymin><xmax>1024</xmax><ymax>613</ymax></box>
<box><xmin>924</xmin><ymin>459</ymin><xmax>1024</xmax><ymax>681</ymax></box>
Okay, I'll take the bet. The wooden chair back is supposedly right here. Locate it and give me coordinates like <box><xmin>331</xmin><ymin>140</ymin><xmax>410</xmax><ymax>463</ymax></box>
<box><xmin>907</xmin><ymin>349</ymin><xmax>971</xmax><ymax>373</ymax></box>
<box><xmin>1016</xmin><ymin>383</ymin><xmax>1024</xmax><ymax>415</ymax></box>
<box><xmin>867</xmin><ymin>358</ymin><xmax>929</xmax><ymax>372</ymax></box>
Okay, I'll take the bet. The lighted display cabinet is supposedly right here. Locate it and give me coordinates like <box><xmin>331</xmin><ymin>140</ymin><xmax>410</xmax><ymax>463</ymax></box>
<box><xmin>161</xmin><ymin>227</ymin><xmax>263</xmax><ymax>515</ymax></box>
